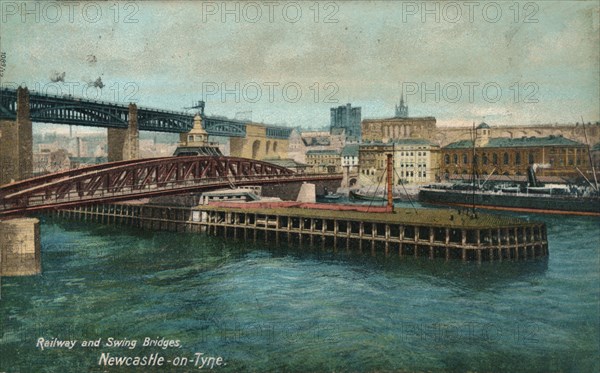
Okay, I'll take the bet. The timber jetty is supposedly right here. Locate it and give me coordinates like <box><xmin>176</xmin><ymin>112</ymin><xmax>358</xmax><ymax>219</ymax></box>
<box><xmin>50</xmin><ymin>155</ymin><xmax>548</xmax><ymax>262</ymax></box>
<box><xmin>53</xmin><ymin>201</ymin><xmax>548</xmax><ymax>262</ymax></box>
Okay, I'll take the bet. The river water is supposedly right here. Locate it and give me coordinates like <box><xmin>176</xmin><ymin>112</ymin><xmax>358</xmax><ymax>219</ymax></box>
<box><xmin>0</xmin><ymin>205</ymin><xmax>598</xmax><ymax>372</ymax></box>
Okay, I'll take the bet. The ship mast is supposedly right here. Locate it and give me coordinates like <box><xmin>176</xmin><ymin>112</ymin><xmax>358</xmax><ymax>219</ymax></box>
<box><xmin>471</xmin><ymin>121</ymin><xmax>476</xmax><ymax>215</ymax></box>
<box><xmin>386</xmin><ymin>153</ymin><xmax>394</xmax><ymax>212</ymax></box>
<box><xmin>581</xmin><ymin>118</ymin><xmax>599</xmax><ymax>192</ymax></box>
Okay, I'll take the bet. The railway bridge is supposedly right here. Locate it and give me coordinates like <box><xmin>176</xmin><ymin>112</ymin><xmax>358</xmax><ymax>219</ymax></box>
<box><xmin>0</xmin><ymin>87</ymin><xmax>292</xmax><ymax>185</ymax></box>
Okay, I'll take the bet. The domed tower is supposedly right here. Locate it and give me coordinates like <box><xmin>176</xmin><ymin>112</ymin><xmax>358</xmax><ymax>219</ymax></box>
<box><xmin>475</xmin><ymin>122</ymin><xmax>490</xmax><ymax>147</ymax></box>
<box><xmin>173</xmin><ymin>115</ymin><xmax>222</xmax><ymax>156</ymax></box>
<box><xmin>180</xmin><ymin>115</ymin><xmax>209</xmax><ymax>146</ymax></box>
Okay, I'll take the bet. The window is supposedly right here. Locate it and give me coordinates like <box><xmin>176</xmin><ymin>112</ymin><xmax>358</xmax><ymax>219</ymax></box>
<box><xmin>528</xmin><ymin>152</ymin><xmax>534</xmax><ymax>164</ymax></box>
<box><xmin>493</xmin><ymin>153</ymin><xmax>498</xmax><ymax>165</ymax></box>
<box><xmin>515</xmin><ymin>153</ymin><xmax>521</xmax><ymax>165</ymax></box>
<box><xmin>482</xmin><ymin>153</ymin><xmax>488</xmax><ymax>165</ymax></box>
<box><xmin>503</xmin><ymin>152</ymin><xmax>509</xmax><ymax>165</ymax></box>
<box><xmin>463</xmin><ymin>154</ymin><xmax>468</xmax><ymax>164</ymax></box>
<box><xmin>444</xmin><ymin>154</ymin><xmax>450</xmax><ymax>164</ymax></box>
<box><xmin>453</xmin><ymin>154</ymin><xmax>458</xmax><ymax>164</ymax></box>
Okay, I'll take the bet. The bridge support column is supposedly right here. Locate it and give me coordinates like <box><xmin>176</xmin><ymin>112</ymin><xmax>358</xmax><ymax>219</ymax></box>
<box><xmin>296</xmin><ymin>182</ymin><xmax>316</xmax><ymax>203</ymax></box>
<box><xmin>107</xmin><ymin>103</ymin><xmax>139</xmax><ymax>162</ymax></box>
<box><xmin>0</xmin><ymin>218</ymin><xmax>41</xmax><ymax>276</ymax></box>
<box><xmin>0</xmin><ymin>87</ymin><xmax>32</xmax><ymax>185</ymax></box>
<box><xmin>341</xmin><ymin>166</ymin><xmax>349</xmax><ymax>188</ymax></box>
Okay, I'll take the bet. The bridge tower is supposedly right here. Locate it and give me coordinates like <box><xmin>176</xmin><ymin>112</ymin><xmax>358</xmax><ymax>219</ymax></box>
<box><xmin>107</xmin><ymin>103</ymin><xmax>139</xmax><ymax>162</ymax></box>
<box><xmin>0</xmin><ymin>87</ymin><xmax>32</xmax><ymax>185</ymax></box>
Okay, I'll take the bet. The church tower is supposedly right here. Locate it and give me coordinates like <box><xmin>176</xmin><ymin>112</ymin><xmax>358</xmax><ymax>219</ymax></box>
<box><xmin>395</xmin><ymin>94</ymin><xmax>408</xmax><ymax>118</ymax></box>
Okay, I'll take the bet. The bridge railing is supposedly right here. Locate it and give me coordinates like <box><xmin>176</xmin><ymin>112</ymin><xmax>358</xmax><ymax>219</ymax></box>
<box><xmin>0</xmin><ymin>87</ymin><xmax>193</xmax><ymax>116</ymax></box>
<box><xmin>0</xmin><ymin>173</ymin><xmax>341</xmax><ymax>215</ymax></box>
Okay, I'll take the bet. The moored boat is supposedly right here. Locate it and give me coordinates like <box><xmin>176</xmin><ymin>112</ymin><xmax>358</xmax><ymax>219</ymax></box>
<box><xmin>349</xmin><ymin>190</ymin><xmax>387</xmax><ymax>202</ymax></box>
<box><xmin>419</xmin><ymin>184</ymin><xmax>600</xmax><ymax>216</ymax></box>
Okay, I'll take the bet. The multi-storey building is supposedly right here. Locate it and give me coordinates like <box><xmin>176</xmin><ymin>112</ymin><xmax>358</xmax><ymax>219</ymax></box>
<box><xmin>341</xmin><ymin>144</ymin><xmax>359</xmax><ymax>172</ymax></box>
<box><xmin>440</xmin><ymin>123</ymin><xmax>592</xmax><ymax>179</ymax></box>
<box><xmin>289</xmin><ymin>129</ymin><xmax>346</xmax><ymax>164</ymax></box>
<box><xmin>592</xmin><ymin>143</ymin><xmax>600</xmax><ymax>177</ymax></box>
<box><xmin>305</xmin><ymin>149</ymin><xmax>341</xmax><ymax>174</ymax></box>
<box><xmin>358</xmin><ymin>139</ymin><xmax>439</xmax><ymax>185</ymax></box>
<box><xmin>394</xmin><ymin>139</ymin><xmax>440</xmax><ymax>184</ymax></box>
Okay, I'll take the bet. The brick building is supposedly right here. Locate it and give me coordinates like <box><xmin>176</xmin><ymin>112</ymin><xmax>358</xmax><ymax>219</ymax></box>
<box><xmin>441</xmin><ymin>123</ymin><xmax>591</xmax><ymax>180</ymax></box>
<box><xmin>592</xmin><ymin>143</ymin><xmax>600</xmax><ymax>172</ymax></box>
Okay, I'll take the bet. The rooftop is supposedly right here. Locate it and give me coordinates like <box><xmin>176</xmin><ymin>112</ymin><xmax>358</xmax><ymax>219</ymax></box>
<box><xmin>306</xmin><ymin>149</ymin><xmax>340</xmax><ymax>155</ymax></box>
<box><xmin>362</xmin><ymin>116</ymin><xmax>436</xmax><ymax>122</ymax></box>
<box><xmin>360</xmin><ymin>138</ymin><xmax>435</xmax><ymax>146</ymax></box>
<box><xmin>264</xmin><ymin>158</ymin><xmax>309</xmax><ymax>168</ymax></box>
<box><xmin>341</xmin><ymin>144</ymin><xmax>360</xmax><ymax>156</ymax></box>
<box><xmin>392</xmin><ymin>138</ymin><xmax>435</xmax><ymax>146</ymax></box>
<box><xmin>445</xmin><ymin>135</ymin><xmax>585</xmax><ymax>149</ymax></box>
<box><xmin>302</xmin><ymin>137</ymin><xmax>330</xmax><ymax>146</ymax></box>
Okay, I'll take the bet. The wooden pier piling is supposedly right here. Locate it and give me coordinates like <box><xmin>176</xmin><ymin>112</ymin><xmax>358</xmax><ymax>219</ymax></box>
<box><xmin>52</xmin><ymin>202</ymin><xmax>549</xmax><ymax>262</ymax></box>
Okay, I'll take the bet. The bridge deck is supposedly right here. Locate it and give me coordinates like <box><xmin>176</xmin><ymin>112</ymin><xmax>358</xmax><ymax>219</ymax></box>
<box><xmin>0</xmin><ymin>155</ymin><xmax>342</xmax><ymax>217</ymax></box>
<box><xmin>1</xmin><ymin>87</ymin><xmax>292</xmax><ymax>137</ymax></box>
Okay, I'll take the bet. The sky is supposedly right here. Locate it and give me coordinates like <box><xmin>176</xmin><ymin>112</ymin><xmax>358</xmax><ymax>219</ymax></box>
<box><xmin>1</xmin><ymin>1</ymin><xmax>599</xmax><ymax>134</ymax></box>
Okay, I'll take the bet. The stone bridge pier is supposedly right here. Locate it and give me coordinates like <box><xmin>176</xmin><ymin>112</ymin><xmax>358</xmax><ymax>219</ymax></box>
<box><xmin>0</xmin><ymin>218</ymin><xmax>41</xmax><ymax>277</ymax></box>
<box><xmin>107</xmin><ymin>103</ymin><xmax>139</xmax><ymax>162</ymax></box>
<box><xmin>0</xmin><ymin>89</ymin><xmax>141</xmax><ymax>185</ymax></box>
<box><xmin>0</xmin><ymin>87</ymin><xmax>32</xmax><ymax>185</ymax></box>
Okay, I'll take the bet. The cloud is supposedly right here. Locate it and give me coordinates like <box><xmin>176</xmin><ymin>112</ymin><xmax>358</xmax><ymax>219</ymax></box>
<box><xmin>1</xmin><ymin>1</ymin><xmax>598</xmax><ymax>127</ymax></box>
<box><xmin>49</xmin><ymin>71</ymin><xmax>66</xmax><ymax>83</ymax></box>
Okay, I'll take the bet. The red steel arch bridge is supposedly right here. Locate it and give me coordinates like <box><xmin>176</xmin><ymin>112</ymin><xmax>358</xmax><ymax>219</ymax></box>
<box><xmin>0</xmin><ymin>156</ymin><xmax>341</xmax><ymax>217</ymax></box>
